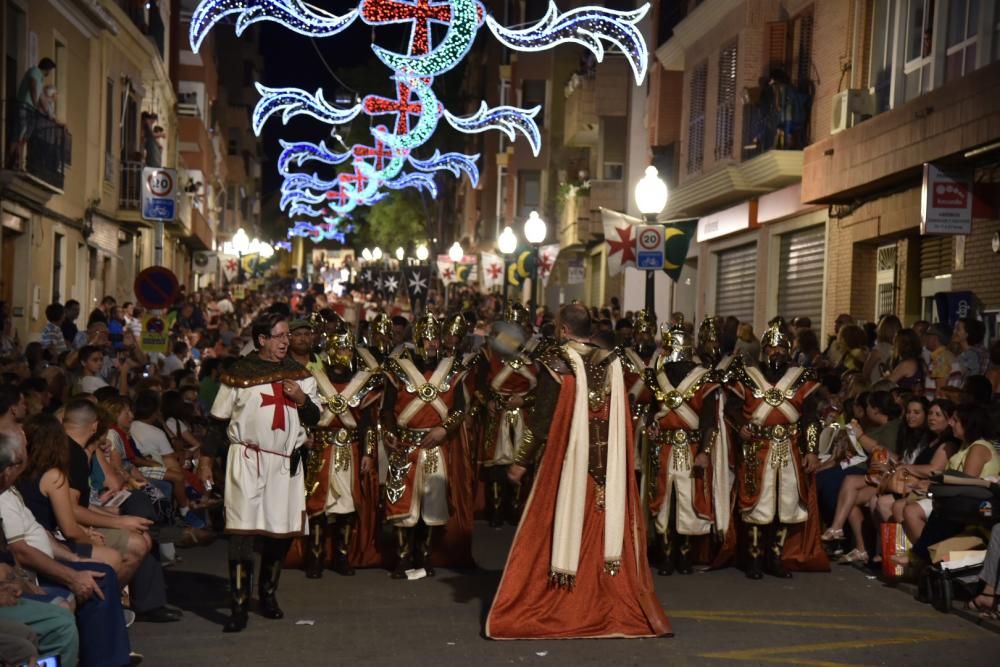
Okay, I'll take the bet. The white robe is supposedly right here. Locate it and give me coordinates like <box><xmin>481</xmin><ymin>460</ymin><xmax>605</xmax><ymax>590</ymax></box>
<box><xmin>212</xmin><ymin>375</ymin><xmax>319</xmax><ymax>536</ymax></box>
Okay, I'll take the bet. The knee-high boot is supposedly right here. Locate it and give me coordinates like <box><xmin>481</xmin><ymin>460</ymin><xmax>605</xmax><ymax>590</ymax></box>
<box><xmin>487</xmin><ymin>479</ymin><xmax>504</xmax><ymax>527</ymax></box>
<box><xmin>657</xmin><ymin>530</ymin><xmax>674</xmax><ymax>576</ymax></box>
<box><xmin>332</xmin><ymin>514</ymin><xmax>356</xmax><ymax>576</ymax></box>
<box><xmin>304</xmin><ymin>515</ymin><xmax>327</xmax><ymax>579</ymax></box>
<box><xmin>675</xmin><ymin>535</ymin><xmax>694</xmax><ymax>575</ymax></box>
<box><xmin>418</xmin><ymin>524</ymin><xmax>436</xmax><ymax>577</ymax></box>
<box><xmin>746</xmin><ymin>525</ymin><xmax>764</xmax><ymax>580</ymax></box>
<box><xmin>765</xmin><ymin>524</ymin><xmax>792</xmax><ymax>578</ymax></box>
<box><xmin>223</xmin><ymin>559</ymin><xmax>253</xmax><ymax>633</ymax></box>
<box><xmin>391</xmin><ymin>526</ymin><xmax>414</xmax><ymax>579</ymax></box>
<box><xmin>258</xmin><ymin>540</ymin><xmax>290</xmax><ymax>619</ymax></box>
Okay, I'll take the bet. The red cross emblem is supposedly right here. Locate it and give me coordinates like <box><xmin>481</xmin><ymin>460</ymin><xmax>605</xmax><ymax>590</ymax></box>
<box><xmin>361</xmin><ymin>0</ymin><xmax>483</xmax><ymax>56</ymax></box>
<box><xmin>363</xmin><ymin>80</ymin><xmax>427</xmax><ymax>135</ymax></box>
<box><xmin>441</xmin><ymin>266</ymin><xmax>455</xmax><ymax>281</ymax></box>
<box><xmin>259</xmin><ymin>382</ymin><xmax>295</xmax><ymax>431</ymax></box>
<box><xmin>225</xmin><ymin>258</ymin><xmax>237</xmax><ymax>273</ymax></box>
<box><xmin>352</xmin><ymin>129</ymin><xmax>395</xmax><ymax>171</ymax></box>
<box><xmin>487</xmin><ymin>263</ymin><xmax>502</xmax><ymax>279</ymax></box>
<box><xmin>607</xmin><ymin>224</ymin><xmax>637</xmax><ymax>265</ymax></box>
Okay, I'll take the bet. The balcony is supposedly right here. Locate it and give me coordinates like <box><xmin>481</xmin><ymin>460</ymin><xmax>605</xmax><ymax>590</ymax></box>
<box><xmin>740</xmin><ymin>87</ymin><xmax>812</xmax><ymax>161</ymax></box>
<box><xmin>563</xmin><ymin>58</ymin><xmax>629</xmax><ymax>148</ymax></box>
<box><xmin>588</xmin><ymin>179</ymin><xmax>626</xmax><ymax>215</ymax></box>
<box><xmin>1</xmin><ymin>101</ymin><xmax>71</xmax><ymax>196</ymax></box>
<box><xmin>559</xmin><ymin>187</ymin><xmax>592</xmax><ymax>249</ymax></box>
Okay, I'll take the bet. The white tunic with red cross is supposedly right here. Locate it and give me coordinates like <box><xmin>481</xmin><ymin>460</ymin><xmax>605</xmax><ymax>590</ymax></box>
<box><xmin>212</xmin><ymin>374</ymin><xmax>319</xmax><ymax>537</ymax></box>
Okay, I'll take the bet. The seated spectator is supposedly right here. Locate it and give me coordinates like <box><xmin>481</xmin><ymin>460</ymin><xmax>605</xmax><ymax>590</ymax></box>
<box><xmin>851</xmin><ymin>390</ymin><xmax>901</xmax><ymax>454</ymax></box>
<box><xmin>0</xmin><ymin>428</ymin><xmax>131</xmax><ymax>666</ymax></box>
<box><xmin>923</xmin><ymin>324</ymin><xmax>954</xmax><ymax>397</ymax></box>
<box><xmin>863</xmin><ymin>315</ymin><xmax>901</xmax><ymax>387</ymax></box>
<box><xmin>794</xmin><ymin>328</ymin><xmax>822</xmax><ymax>368</ymax></box>
<box><xmin>885</xmin><ymin>329</ymin><xmax>925</xmax><ymax>394</ymax></box>
<box><xmin>901</xmin><ymin>402</ymin><xmax>1000</xmax><ymax>546</ymax></box>
<box><xmin>160</xmin><ymin>341</ymin><xmax>189</xmax><ymax>376</ymax></box>
<box><xmin>951</xmin><ymin>317</ymin><xmax>989</xmax><ymax>383</ymax></box>
<box><xmin>823</xmin><ymin>396</ymin><xmax>930</xmax><ymax>562</ymax></box>
<box><xmin>968</xmin><ymin>523</ymin><xmax>1000</xmax><ymax>619</ymax></box>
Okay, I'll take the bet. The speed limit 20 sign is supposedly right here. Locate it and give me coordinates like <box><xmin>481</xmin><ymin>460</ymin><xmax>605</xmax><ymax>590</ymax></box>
<box><xmin>635</xmin><ymin>225</ymin><xmax>665</xmax><ymax>270</ymax></box>
<box><xmin>142</xmin><ymin>167</ymin><xmax>177</xmax><ymax>222</ymax></box>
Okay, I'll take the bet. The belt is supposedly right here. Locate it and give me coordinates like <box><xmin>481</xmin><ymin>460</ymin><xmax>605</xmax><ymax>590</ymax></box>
<box><xmin>398</xmin><ymin>428</ymin><xmax>430</xmax><ymax>446</ymax></box>
<box><xmin>748</xmin><ymin>423</ymin><xmax>799</xmax><ymax>441</ymax></box>
<box><xmin>312</xmin><ymin>426</ymin><xmax>356</xmax><ymax>446</ymax></box>
<box><xmin>655</xmin><ymin>428</ymin><xmax>700</xmax><ymax>446</ymax></box>
<box><xmin>234</xmin><ymin>440</ymin><xmax>292</xmax><ymax>477</ymax></box>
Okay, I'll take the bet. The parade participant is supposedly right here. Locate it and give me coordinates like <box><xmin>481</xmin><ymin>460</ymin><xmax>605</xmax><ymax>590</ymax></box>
<box><xmin>287</xmin><ymin>319</ymin><xmax>315</xmax><ymax>368</ymax></box>
<box><xmin>486</xmin><ymin>304</ymin><xmax>671</xmax><ymax>640</ymax></box>
<box><xmin>644</xmin><ymin>318</ymin><xmax>728</xmax><ymax>575</ymax></box>
<box><xmin>478</xmin><ymin>305</ymin><xmax>539</xmax><ymax>526</ymax></box>
<box><xmin>209</xmin><ymin>312</ymin><xmax>321</xmax><ymax>633</ymax></box>
<box><xmin>367</xmin><ymin>313</ymin><xmax>394</xmax><ymax>363</ymax></box>
<box><xmin>697</xmin><ymin>316</ymin><xmax>724</xmax><ymax>369</ymax></box>
<box><xmin>302</xmin><ymin>320</ymin><xmax>381</xmax><ymax>578</ymax></box>
<box><xmin>727</xmin><ymin>318</ymin><xmax>828</xmax><ymax>580</ymax></box>
<box><xmin>619</xmin><ymin>309</ymin><xmax>659</xmax><ymax>498</ymax></box>
<box><xmin>381</xmin><ymin>313</ymin><xmax>473</xmax><ymax>578</ymax></box>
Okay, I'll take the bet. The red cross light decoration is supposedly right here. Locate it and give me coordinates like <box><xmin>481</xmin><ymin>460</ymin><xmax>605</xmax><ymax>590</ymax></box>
<box><xmin>361</xmin><ymin>0</ymin><xmax>461</xmax><ymax>56</ymax></box>
<box><xmin>486</xmin><ymin>263</ymin><xmax>502</xmax><ymax>279</ymax></box>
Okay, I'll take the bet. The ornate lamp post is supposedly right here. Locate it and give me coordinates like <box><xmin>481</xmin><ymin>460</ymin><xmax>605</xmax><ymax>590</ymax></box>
<box><xmin>497</xmin><ymin>225</ymin><xmax>518</xmax><ymax>309</ymax></box>
<box><xmin>633</xmin><ymin>165</ymin><xmax>669</xmax><ymax>311</ymax></box>
<box><xmin>523</xmin><ymin>211</ymin><xmax>547</xmax><ymax>322</ymax></box>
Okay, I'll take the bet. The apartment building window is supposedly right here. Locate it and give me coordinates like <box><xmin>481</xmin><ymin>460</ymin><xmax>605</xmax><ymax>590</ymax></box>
<box><xmin>715</xmin><ymin>43</ymin><xmax>737</xmax><ymax>160</ymax></box>
<box><xmin>52</xmin><ymin>233</ymin><xmax>63</xmax><ymax>303</ymax></box>
<box><xmin>945</xmin><ymin>0</ymin><xmax>979</xmax><ymax>80</ymax></box>
<box><xmin>686</xmin><ymin>61</ymin><xmax>707</xmax><ymax>174</ymax></box>
<box><xmin>870</xmin><ymin>0</ymin><xmax>897</xmax><ymax>113</ymax></box>
<box><xmin>517</xmin><ymin>170</ymin><xmax>541</xmax><ymax>221</ymax></box>
<box><xmin>902</xmin><ymin>0</ymin><xmax>935</xmax><ymax>101</ymax></box>
<box><xmin>522</xmin><ymin>80</ymin><xmax>545</xmax><ymax>128</ymax></box>
<box><xmin>53</xmin><ymin>39</ymin><xmax>67</xmax><ymax>121</ymax></box>
<box><xmin>228</xmin><ymin>128</ymin><xmax>239</xmax><ymax>156</ymax></box>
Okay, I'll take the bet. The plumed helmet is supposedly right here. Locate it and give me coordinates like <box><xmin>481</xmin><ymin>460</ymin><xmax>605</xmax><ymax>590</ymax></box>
<box><xmin>371</xmin><ymin>313</ymin><xmax>392</xmax><ymax>339</ymax></box>
<box><xmin>413</xmin><ymin>312</ymin><xmax>441</xmax><ymax>343</ymax></box>
<box><xmin>661</xmin><ymin>315</ymin><xmax>693</xmax><ymax>363</ymax></box>
<box><xmin>325</xmin><ymin>319</ymin><xmax>355</xmax><ymax>352</ymax></box>
<box><xmin>633</xmin><ymin>309</ymin><xmax>657</xmax><ymax>338</ymax></box>
<box><xmin>505</xmin><ymin>302</ymin><xmax>530</xmax><ymax>325</ymax></box>
<box><xmin>698</xmin><ymin>316</ymin><xmax>720</xmax><ymax>347</ymax></box>
<box><xmin>444</xmin><ymin>313</ymin><xmax>468</xmax><ymax>339</ymax></box>
<box><xmin>761</xmin><ymin>316</ymin><xmax>791</xmax><ymax>349</ymax></box>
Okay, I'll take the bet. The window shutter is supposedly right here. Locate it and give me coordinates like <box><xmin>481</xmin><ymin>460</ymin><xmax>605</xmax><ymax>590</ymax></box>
<box><xmin>715</xmin><ymin>43</ymin><xmax>738</xmax><ymax>160</ymax></box>
<box><xmin>687</xmin><ymin>61</ymin><xmax>708</xmax><ymax>174</ymax></box>
<box><xmin>777</xmin><ymin>225</ymin><xmax>825</xmax><ymax>325</ymax></box>
<box><xmin>792</xmin><ymin>9</ymin><xmax>814</xmax><ymax>85</ymax></box>
<box><xmin>920</xmin><ymin>235</ymin><xmax>954</xmax><ymax>278</ymax></box>
<box><xmin>767</xmin><ymin>20</ymin><xmax>790</xmax><ymax>71</ymax></box>
<box><xmin>715</xmin><ymin>243</ymin><xmax>758</xmax><ymax>323</ymax></box>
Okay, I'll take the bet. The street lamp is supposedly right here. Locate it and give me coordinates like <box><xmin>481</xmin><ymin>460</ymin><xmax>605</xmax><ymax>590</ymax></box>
<box><xmin>372</xmin><ymin>246</ymin><xmax>383</xmax><ymax>262</ymax></box>
<box><xmin>448</xmin><ymin>241</ymin><xmax>464</xmax><ymax>263</ymax></box>
<box><xmin>523</xmin><ymin>211</ymin><xmax>546</xmax><ymax>322</ymax></box>
<box><xmin>361</xmin><ymin>247</ymin><xmax>373</xmax><ymax>262</ymax></box>
<box><xmin>497</xmin><ymin>225</ymin><xmax>518</xmax><ymax>307</ymax></box>
<box><xmin>395</xmin><ymin>246</ymin><xmax>405</xmax><ymax>262</ymax></box>
<box><xmin>231</xmin><ymin>227</ymin><xmax>250</xmax><ymax>284</ymax></box>
<box><xmin>415</xmin><ymin>244</ymin><xmax>429</xmax><ymax>262</ymax></box>
<box><xmin>634</xmin><ymin>165</ymin><xmax>669</xmax><ymax>311</ymax></box>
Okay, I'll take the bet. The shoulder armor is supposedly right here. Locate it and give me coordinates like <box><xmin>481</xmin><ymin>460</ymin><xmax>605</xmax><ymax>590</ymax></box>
<box><xmin>539</xmin><ymin>345</ymin><xmax>573</xmax><ymax>375</ymax></box>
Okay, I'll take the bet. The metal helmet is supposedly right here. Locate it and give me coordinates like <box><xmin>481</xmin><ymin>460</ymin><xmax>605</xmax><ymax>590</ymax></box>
<box><xmin>371</xmin><ymin>313</ymin><xmax>392</xmax><ymax>339</ymax></box>
<box><xmin>325</xmin><ymin>320</ymin><xmax>356</xmax><ymax>368</ymax></box>
<box><xmin>660</xmin><ymin>315</ymin><xmax>693</xmax><ymax>363</ymax></box>
<box><xmin>761</xmin><ymin>316</ymin><xmax>791</xmax><ymax>350</ymax></box>
<box><xmin>444</xmin><ymin>313</ymin><xmax>468</xmax><ymax>339</ymax></box>
<box><xmin>505</xmin><ymin>302</ymin><xmax>530</xmax><ymax>326</ymax></box>
<box><xmin>413</xmin><ymin>312</ymin><xmax>441</xmax><ymax>344</ymax></box>
<box><xmin>698</xmin><ymin>315</ymin><xmax>720</xmax><ymax>347</ymax></box>
<box><xmin>633</xmin><ymin>309</ymin><xmax>658</xmax><ymax>338</ymax></box>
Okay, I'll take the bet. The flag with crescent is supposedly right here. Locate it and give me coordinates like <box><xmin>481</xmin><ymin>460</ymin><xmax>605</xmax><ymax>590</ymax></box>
<box><xmin>506</xmin><ymin>250</ymin><xmax>532</xmax><ymax>287</ymax></box>
<box><xmin>601</xmin><ymin>207</ymin><xmax>640</xmax><ymax>275</ymax></box>
<box><xmin>480</xmin><ymin>252</ymin><xmax>504</xmax><ymax>292</ymax></box>
<box><xmin>538</xmin><ymin>243</ymin><xmax>561</xmax><ymax>287</ymax></box>
<box><xmin>662</xmin><ymin>219</ymin><xmax>698</xmax><ymax>281</ymax></box>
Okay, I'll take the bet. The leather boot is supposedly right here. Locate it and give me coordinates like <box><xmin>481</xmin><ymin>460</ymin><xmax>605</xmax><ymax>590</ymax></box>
<box><xmin>391</xmin><ymin>527</ymin><xmax>413</xmax><ymax>579</ymax></box>
<box><xmin>223</xmin><ymin>559</ymin><xmax>252</xmax><ymax>633</ymax></box>
<box><xmin>257</xmin><ymin>556</ymin><xmax>285</xmax><ymax>619</ymax></box>
<box><xmin>657</xmin><ymin>531</ymin><xmax>674</xmax><ymax>576</ymax></box>
<box><xmin>332</xmin><ymin>515</ymin><xmax>356</xmax><ymax>576</ymax></box>
<box><xmin>304</xmin><ymin>516</ymin><xmax>326</xmax><ymax>579</ymax></box>
<box><xmin>507</xmin><ymin>480</ymin><xmax>524</xmax><ymax>525</ymax></box>
<box><xmin>746</xmin><ymin>525</ymin><xmax>764</xmax><ymax>580</ymax></box>
<box><xmin>675</xmin><ymin>535</ymin><xmax>694</xmax><ymax>575</ymax></box>
<box><xmin>418</xmin><ymin>524</ymin><xmax>436</xmax><ymax>577</ymax></box>
<box><xmin>765</xmin><ymin>524</ymin><xmax>792</xmax><ymax>578</ymax></box>
<box><xmin>488</xmin><ymin>480</ymin><xmax>504</xmax><ymax>528</ymax></box>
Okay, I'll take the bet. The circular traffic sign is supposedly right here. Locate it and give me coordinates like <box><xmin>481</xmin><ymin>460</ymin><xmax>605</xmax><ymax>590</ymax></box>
<box><xmin>134</xmin><ymin>266</ymin><xmax>179</xmax><ymax>310</ymax></box>
<box><xmin>639</xmin><ymin>227</ymin><xmax>662</xmax><ymax>250</ymax></box>
<box><xmin>146</xmin><ymin>169</ymin><xmax>174</xmax><ymax>197</ymax></box>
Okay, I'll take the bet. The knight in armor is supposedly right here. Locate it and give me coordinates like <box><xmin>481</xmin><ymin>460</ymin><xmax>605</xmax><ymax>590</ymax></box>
<box><xmin>478</xmin><ymin>303</ymin><xmax>540</xmax><ymax>526</ymax></box>
<box><xmin>727</xmin><ymin>317</ymin><xmax>828</xmax><ymax>580</ymax></box>
<box><xmin>486</xmin><ymin>304</ymin><xmax>670</xmax><ymax>639</ymax></box>
<box><xmin>367</xmin><ymin>313</ymin><xmax>395</xmax><ymax>363</ymax></box>
<box><xmin>302</xmin><ymin>319</ymin><xmax>383</xmax><ymax>578</ymax></box>
<box><xmin>644</xmin><ymin>317</ymin><xmax>727</xmax><ymax>575</ymax></box>
<box><xmin>620</xmin><ymin>310</ymin><xmax>660</xmax><ymax>495</ymax></box>
<box><xmin>696</xmin><ymin>316</ymin><xmax>723</xmax><ymax>369</ymax></box>
<box><xmin>381</xmin><ymin>313</ymin><xmax>473</xmax><ymax>578</ymax></box>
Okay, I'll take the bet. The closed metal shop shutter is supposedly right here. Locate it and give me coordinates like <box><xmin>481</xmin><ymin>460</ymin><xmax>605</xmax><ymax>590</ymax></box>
<box><xmin>920</xmin><ymin>235</ymin><xmax>953</xmax><ymax>278</ymax></box>
<box><xmin>715</xmin><ymin>243</ymin><xmax>757</xmax><ymax>323</ymax></box>
<box><xmin>777</xmin><ymin>225</ymin><xmax>825</xmax><ymax>324</ymax></box>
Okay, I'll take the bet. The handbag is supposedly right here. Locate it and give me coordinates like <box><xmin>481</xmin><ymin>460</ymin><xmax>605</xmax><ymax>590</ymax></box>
<box><xmin>880</xmin><ymin>522</ymin><xmax>910</xmax><ymax>579</ymax></box>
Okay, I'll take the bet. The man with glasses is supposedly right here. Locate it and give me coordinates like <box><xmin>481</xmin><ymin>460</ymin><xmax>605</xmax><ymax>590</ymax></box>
<box><xmin>209</xmin><ymin>312</ymin><xmax>320</xmax><ymax>633</ymax></box>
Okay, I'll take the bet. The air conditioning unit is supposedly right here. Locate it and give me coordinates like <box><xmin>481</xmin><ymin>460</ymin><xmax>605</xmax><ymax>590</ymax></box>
<box><xmin>193</xmin><ymin>251</ymin><xmax>218</xmax><ymax>275</ymax></box>
<box><xmin>830</xmin><ymin>89</ymin><xmax>876</xmax><ymax>134</ymax></box>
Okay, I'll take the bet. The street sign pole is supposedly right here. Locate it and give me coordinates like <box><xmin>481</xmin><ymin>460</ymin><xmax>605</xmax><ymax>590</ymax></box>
<box><xmin>154</xmin><ymin>219</ymin><xmax>164</xmax><ymax>266</ymax></box>
<box><xmin>141</xmin><ymin>166</ymin><xmax>176</xmax><ymax>269</ymax></box>
<box><xmin>636</xmin><ymin>221</ymin><xmax>665</xmax><ymax>313</ymax></box>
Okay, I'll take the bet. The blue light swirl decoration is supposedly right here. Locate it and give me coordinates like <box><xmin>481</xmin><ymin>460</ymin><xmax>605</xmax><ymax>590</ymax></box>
<box><xmin>189</xmin><ymin>0</ymin><xmax>358</xmax><ymax>53</ymax></box>
<box><xmin>383</xmin><ymin>171</ymin><xmax>438</xmax><ymax>198</ymax></box>
<box><xmin>277</xmin><ymin>139</ymin><xmax>353</xmax><ymax>174</ymax></box>
<box><xmin>485</xmin><ymin>2</ymin><xmax>649</xmax><ymax>85</ymax></box>
<box><xmin>409</xmin><ymin>150</ymin><xmax>480</xmax><ymax>187</ymax></box>
<box><xmin>253</xmin><ymin>84</ymin><xmax>361</xmax><ymax>135</ymax></box>
<box><xmin>444</xmin><ymin>102</ymin><xmax>541</xmax><ymax>156</ymax></box>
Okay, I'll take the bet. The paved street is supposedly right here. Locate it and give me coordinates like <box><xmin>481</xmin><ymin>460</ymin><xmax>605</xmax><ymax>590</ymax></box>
<box><xmin>132</xmin><ymin>523</ymin><xmax>1000</xmax><ymax>666</ymax></box>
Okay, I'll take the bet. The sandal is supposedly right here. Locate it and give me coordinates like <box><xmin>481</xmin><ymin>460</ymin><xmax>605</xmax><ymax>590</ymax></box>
<box><xmin>838</xmin><ymin>548</ymin><xmax>869</xmax><ymax>564</ymax></box>
<box><xmin>967</xmin><ymin>594</ymin><xmax>998</xmax><ymax>614</ymax></box>
<box><xmin>821</xmin><ymin>528</ymin><xmax>845</xmax><ymax>542</ymax></box>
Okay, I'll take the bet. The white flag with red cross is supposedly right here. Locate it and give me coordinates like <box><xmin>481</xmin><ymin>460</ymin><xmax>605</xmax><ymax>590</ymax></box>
<box><xmin>601</xmin><ymin>207</ymin><xmax>640</xmax><ymax>275</ymax></box>
<box><xmin>480</xmin><ymin>252</ymin><xmax>504</xmax><ymax>292</ymax></box>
